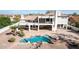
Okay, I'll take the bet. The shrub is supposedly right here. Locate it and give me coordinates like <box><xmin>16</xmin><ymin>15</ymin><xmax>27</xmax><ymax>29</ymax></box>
<box><xmin>10</xmin><ymin>26</ymin><xmax>17</xmax><ymax>29</ymax></box>
<box><xmin>18</xmin><ymin>25</ymin><xmax>25</xmax><ymax>32</ymax></box>
<box><xmin>10</xmin><ymin>26</ymin><xmax>17</xmax><ymax>32</ymax></box>
<box><xmin>18</xmin><ymin>31</ymin><xmax>25</xmax><ymax>37</ymax></box>
<box><xmin>18</xmin><ymin>26</ymin><xmax>25</xmax><ymax>29</ymax></box>
<box><xmin>75</xmin><ymin>22</ymin><xmax>79</xmax><ymax>28</ymax></box>
<box><xmin>13</xmin><ymin>15</ymin><xmax>20</xmax><ymax>22</ymax></box>
<box><xmin>0</xmin><ymin>16</ymin><xmax>11</xmax><ymax>28</ymax></box>
<box><xmin>8</xmin><ymin>37</ymin><xmax>16</xmax><ymax>42</ymax></box>
<box><xmin>11</xmin><ymin>21</ymin><xmax>18</xmax><ymax>24</ymax></box>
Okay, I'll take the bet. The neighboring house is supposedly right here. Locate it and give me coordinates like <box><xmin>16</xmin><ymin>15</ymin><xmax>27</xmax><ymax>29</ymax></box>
<box><xmin>19</xmin><ymin>11</ymin><xmax>69</xmax><ymax>31</ymax></box>
<box><xmin>10</xmin><ymin>15</ymin><xmax>15</xmax><ymax>21</ymax></box>
<box><xmin>68</xmin><ymin>15</ymin><xmax>79</xmax><ymax>30</ymax></box>
<box><xmin>0</xmin><ymin>14</ymin><xmax>21</xmax><ymax>22</ymax></box>
<box><xmin>69</xmin><ymin>15</ymin><xmax>79</xmax><ymax>25</ymax></box>
<box><xmin>10</xmin><ymin>15</ymin><xmax>21</xmax><ymax>22</ymax></box>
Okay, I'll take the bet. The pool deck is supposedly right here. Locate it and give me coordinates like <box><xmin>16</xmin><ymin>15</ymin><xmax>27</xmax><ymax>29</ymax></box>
<box><xmin>0</xmin><ymin>29</ymin><xmax>79</xmax><ymax>49</ymax></box>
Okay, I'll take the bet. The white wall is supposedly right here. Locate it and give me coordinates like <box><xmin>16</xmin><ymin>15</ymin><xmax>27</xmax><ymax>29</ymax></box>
<box><xmin>0</xmin><ymin>22</ymin><xmax>19</xmax><ymax>34</ymax></box>
<box><xmin>69</xmin><ymin>25</ymin><xmax>79</xmax><ymax>31</ymax></box>
<box><xmin>57</xmin><ymin>17</ymin><xmax>68</xmax><ymax>25</ymax></box>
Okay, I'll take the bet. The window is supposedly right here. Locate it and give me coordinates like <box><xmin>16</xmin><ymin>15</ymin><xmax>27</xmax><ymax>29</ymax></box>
<box><xmin>62</xmin><ymin>17</ymin><xmax>67</xmax><ymax>19</ymax></box>
<box><xmin>46</xmin><ymin>18</ymin><xmax>49</xmax><ymax>22</ymax></box>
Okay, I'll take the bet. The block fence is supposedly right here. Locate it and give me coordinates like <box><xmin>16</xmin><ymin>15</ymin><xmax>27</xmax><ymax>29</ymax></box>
<box><xmin>0</xmin><ymin>22</ymin><xmax>19</xmax><ymax>34</ymax></box>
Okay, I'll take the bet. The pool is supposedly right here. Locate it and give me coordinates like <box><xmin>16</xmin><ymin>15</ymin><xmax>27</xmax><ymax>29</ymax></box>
<box><xmin>20</xmin><ymin>36</ymin><xmax>52</xmax><ymax>43</ymax></box>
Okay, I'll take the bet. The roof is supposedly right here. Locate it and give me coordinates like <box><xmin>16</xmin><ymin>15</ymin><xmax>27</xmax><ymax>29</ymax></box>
<box><xmin>22</xmin><ymin>11</ymin><xmax>68</xmax><ymax>21</ymax></box>
<box><xmin>24</xmin><ymin>14</ymin><xmax>54</xmax><ymax>21</ymax></box>
<box><xmin>58</xmin><ymin>15</ymin><xmax>68</xmax><ymax>17</ymax></box>
<box><xmin>24</xmin><ymin>15</ymin><xmax>38</xmax><ymax>21</ymax></box>
<box><xmin>69</xmin><ymin>15</ymin><xmax>79</xmax><ymax>22</ymax></box>
<box><xmin>58</xmin><ymin>13</ymin><xmax>68</xmax><ymax>17</ymax></box>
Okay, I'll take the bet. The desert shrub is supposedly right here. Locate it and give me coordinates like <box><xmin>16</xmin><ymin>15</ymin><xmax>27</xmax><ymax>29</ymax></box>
<box><xmin>8</xmin><ymin>37</ymin><xmax>16</xmax><ymax>42</ymax></box>
<box><xmin>13</xmin><ymin>15</ymin><xmax>20</xmax><ymax>22</ymax></box>
<box><xmin>10</xmin><ymin>26</ymin><xmax>17</xmax><ymax>29</ymax></box>
<box><xmin>75</xmin><ymin>22</ymin><xmax>79</xmax><ymax>28</ymax></box>
<box><xmin>0</xmin><ymin>16</ymin><xmax>11</xmax><ymax>28</ymax></box>
<box><xmin>18</xmin><ymin>25</ymin><xmax>25</xmax><ymax>32</ymax></box>
<box><xmin>18</xmin><ymin>25</ymin><xmax>25</xmax><ymax>29</ymax></box>
<box><xmin>18</xmin><ymin>31</ymin><xmax>25</xmax><ymax>37</ymax></box>
<box><xmin>10</xmin><ymin>26</ymin><xmax>16</xmax><ymax>32</ymax></box>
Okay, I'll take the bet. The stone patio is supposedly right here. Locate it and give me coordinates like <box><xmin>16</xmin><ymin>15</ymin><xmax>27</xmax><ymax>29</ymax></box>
<box><xmin>0</xmin><ymin>29</ymin><xmax>79</xmax><ymax>49</ymax></box>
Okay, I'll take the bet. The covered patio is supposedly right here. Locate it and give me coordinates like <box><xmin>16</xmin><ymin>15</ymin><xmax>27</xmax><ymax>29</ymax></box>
<box><xmin>19</xmin><ymin>15</ymin><xmax>56</xmax><ymax>31</ymax></box>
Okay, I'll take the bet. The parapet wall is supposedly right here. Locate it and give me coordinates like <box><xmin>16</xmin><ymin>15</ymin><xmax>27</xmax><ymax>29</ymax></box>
<box><xmin>0</xmin><ymin>22</ymin><xmax>19</xmax><ymax>34</ymax></box>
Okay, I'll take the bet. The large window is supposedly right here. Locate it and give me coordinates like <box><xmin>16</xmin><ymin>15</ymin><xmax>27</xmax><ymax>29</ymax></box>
<box><xmin>39</xmin><ymin>18</ymin><xmax>45</xmax><ymax>23</ymax></box>
<box><xmin>39</xmin><ymin>18</ymin><xmax>53</xmax><ymax>24</ymax></box>
<box><xmin>46</xmin><ymin>18</ymin><xmax>52</xmax><ymax>24</ymax></box>
<box><xmin>46</xmin><ymin>18</ymin><xmax>49</xmax><ymax>22</ymax></box>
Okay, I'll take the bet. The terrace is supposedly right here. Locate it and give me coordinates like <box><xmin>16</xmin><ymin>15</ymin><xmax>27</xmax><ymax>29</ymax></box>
<box><xmin>0</xmin><ymin>28</ymin><xmax>79</xmax><ymax>49</ymax></box>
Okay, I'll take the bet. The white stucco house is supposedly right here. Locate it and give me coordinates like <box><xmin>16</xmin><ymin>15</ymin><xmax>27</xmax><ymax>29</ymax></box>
<box><xmin>18</xmin><ymin>11</ymin><xmax>68</xmax><ymax>31</ymax></box>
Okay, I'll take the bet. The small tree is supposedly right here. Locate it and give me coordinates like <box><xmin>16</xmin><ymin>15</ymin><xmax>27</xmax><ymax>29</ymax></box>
<box><xmin>18</xmin><ymin>31</ymin><xmax>25</xmax><ymax>37</ymax></box>
<box><xmin>72</xmin><ymin>12</ymin><xmax>77</xmax><ymax>16</ymax></box>
<box><xmin>10</xmin><ymin>26</ymin><xmax>16</xmax><ymax>31</ymax></box>
<box><xmin>10</xmin><ymin>26</ymin><xmax>17</xmax><ymax>36</ymax></box>
<box><xmin>0</xmin><ymin>16</ymin><xmax>11</xmax><ymax>28</ymax></box>
<box><xmin>75</xmin><ymin>22</ymin><xmax>79</xmax><ymax>28</ymax></box>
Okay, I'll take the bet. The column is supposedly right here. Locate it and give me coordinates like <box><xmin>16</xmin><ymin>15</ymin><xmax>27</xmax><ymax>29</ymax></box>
<box><xmin>54</xmin><ymin>10</ymin><xmax>57</xmax><ymax>31</ymax></box>
<box><xmin>29</xmin><ymin>25</ymin><xmax>31</xmax><ymax>31</ymax></box>
<box><xmin>38</xmin><ymin>25</ymin><xmax>39</xmax><ymax>31</ymax></box>
<box><xmin>52</xmin><ymin>17</ymin><xmax>53</xmax><ymax>31</ymax></box>
<box><xmin>52</xmin><ymin>25</ymin><xmax>53</xmax><ymax>31</ymax></box>
<box><xmin>60</xmin><ymin>25</ymin><xmax>62</xmax><ymax>28</ymax></box>
<box><xmin>45</xmin><ymin>18</ymin><xmax>46</xmax><ymax>23</ymax></box>
<box><xmin>38</xmin><ymin>17</ymin><xmax>39</xmax><ymax>31</ymax></box>
<box><xmin>62</xmin><ymin>24</ymin><xmax>64</xmax><ymax>28</ymax></box>
<box><xmin>66</xmin><ymin>25</ymin><xmax>68</xmax><ymax>30</ymax></box>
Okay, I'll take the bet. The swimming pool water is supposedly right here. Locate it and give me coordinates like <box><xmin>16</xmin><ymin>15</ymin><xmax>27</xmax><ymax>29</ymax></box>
<box><xmin>20</xmin><ymin>36</ymin><xmax>51</xmax><ymax>43</ymax></box>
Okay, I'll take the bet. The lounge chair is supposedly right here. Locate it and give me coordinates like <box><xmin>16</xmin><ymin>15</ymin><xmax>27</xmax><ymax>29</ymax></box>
<box><xmin>33</xmin><ymin>42</ymin><xmax>42</xmax><ymax>49</ymax></box>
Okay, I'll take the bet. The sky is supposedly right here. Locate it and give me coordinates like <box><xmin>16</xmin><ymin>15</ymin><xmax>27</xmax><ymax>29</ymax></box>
<box><xmin>62</xmin><ymin>10</ymin><xmax>79</xmax><ymax>14</ymax></box>
<box><xmin>0</xmin><ymin>10</ymin><xmax>47</xmax><ymax>14</ymax></box>
<box><xmin>0</xmin><ymin>10</ymin><xmax>79</xmax><ymax>14</ymax></box>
